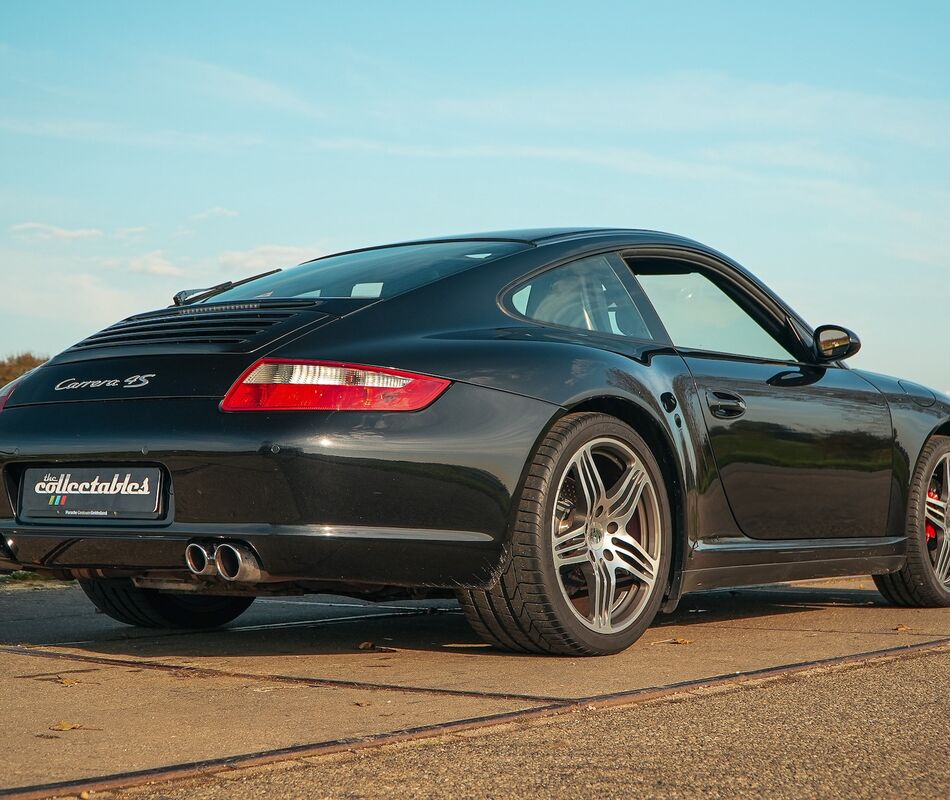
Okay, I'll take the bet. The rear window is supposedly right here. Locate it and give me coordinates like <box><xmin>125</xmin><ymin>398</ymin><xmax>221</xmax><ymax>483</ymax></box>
<box><xmin>204</xmin><ymin>241</ymin><xmax>530</xmax><ymax>302</ymax></box>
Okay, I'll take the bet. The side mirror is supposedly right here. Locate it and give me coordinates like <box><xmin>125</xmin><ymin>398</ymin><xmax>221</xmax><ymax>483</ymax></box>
<box><xmin>814</xmin><ymin>325</ymin><xmax>861</xmax><ymax>362</ymax></box>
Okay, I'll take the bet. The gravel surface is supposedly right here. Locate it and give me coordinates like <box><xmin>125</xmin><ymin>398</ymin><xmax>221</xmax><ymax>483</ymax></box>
<box><xmin>100</xmin><ymin>648</ymin><xmax>950</xmax><ymax>800</ymax></box>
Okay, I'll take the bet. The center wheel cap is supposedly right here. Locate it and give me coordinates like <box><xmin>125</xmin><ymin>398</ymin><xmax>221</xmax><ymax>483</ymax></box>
<box><xmin>588</xmin><ymin>525</ymin><xmax>605</xmax><ymax>547</ymax></box>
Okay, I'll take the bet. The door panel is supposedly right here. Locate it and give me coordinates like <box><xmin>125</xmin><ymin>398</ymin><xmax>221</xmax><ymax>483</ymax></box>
<box><xmin>686</xmin><ymin>356</ymin><xmax>893</xmax><ymax>539</ymax></box>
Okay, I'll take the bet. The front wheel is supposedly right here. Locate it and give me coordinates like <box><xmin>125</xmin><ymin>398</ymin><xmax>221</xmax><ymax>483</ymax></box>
<box><xmin>874</xmin><ymin>436</ymin><xmax>950</xmax><ymax>607</ymax></box>
<box><xmin>79</xmin><ymin>578</ymin><xmax>255</xmax><ymax>628</ymax></box>
<box><xmin>458</xmin><ymin>412</ymin><xmax>672</xmax><ymax>656</ymax></box>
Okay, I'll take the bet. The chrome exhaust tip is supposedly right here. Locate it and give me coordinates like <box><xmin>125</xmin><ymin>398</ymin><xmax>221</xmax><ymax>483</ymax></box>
<box><xmin>184</xmin><ymin>542</ymin><xmax>217</xmax><ymax>577</ymax></box>
<box><xmin>214</xmin><ymin>543</ymin><xmax>263</xmax><ymax>583</ymax></box>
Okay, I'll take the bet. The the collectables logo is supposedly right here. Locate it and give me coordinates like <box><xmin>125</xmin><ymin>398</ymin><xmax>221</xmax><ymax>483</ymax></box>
<box><xmin>54</xmin><ymin>374</ymin><xmax>155</xmax><ymax>391</ymax></box>
<box><xmin>34</xmin><ymin>472</ymin><xmax>153</xmax><ymax>496</ymax></box>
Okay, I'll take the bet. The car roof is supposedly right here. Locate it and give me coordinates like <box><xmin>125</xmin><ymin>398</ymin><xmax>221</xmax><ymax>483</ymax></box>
<box><xmin>300</xmin><ymin>227</ymin><xmax>706</xmax><ymax>266</ymax></box>
<box><xmin>401</xmin><ymin>227</ymin><xmax>675</xmax><ymax>246</ymax></box>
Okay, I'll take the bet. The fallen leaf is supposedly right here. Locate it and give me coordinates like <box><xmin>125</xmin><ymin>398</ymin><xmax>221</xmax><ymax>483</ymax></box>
<box><xmin>57</xmin><ymin>676</ymin><xmax>82</xmax><ymax>687</ymax></box>
<box><xmin>894</xmin><ymin>624</ymin><xmax>912</xmax><ymax>633</ymax></box>
<box><xmin>651</xmin><ymin>637</ymin><xmax>693</xmax><ymax>646</ymax></box>
<box><xmin>353</xmin><ymin>701</ymin><xmax>371</xmax><ymax>707</ymax></box>
<box><xmin>49</xmin><ymin>721</ymin><xmax>83</xmax><ymax>731</ymax></box>
<box><xmin>357</xmin><ymin>641</ymin><xmax>375</xmax><ymax>650</ymax></box>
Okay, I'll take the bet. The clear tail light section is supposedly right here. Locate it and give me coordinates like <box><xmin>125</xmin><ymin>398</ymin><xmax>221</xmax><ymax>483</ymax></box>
<box><xmin>221</xmin><ymin>359</ymin><xmax>451</xmax><ymax>412</ymax></box>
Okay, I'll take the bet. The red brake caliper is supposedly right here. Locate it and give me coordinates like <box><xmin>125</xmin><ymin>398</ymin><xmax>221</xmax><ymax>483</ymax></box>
<box><xmin>927</xmin><ymin>488</ymin><xmax>939</xmax><ymax>541</ymax></box>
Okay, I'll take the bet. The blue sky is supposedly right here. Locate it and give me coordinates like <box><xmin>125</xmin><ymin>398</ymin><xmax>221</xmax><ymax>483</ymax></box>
<box><xmin>2</xmin><ymin>1</ymin><xmax>949</xmax><ymax>388</ymax></box>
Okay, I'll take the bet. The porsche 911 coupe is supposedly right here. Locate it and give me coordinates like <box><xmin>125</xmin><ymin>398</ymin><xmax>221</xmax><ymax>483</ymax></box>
<box><xmin>2</xmin><ymin>227</ymin><xmax>948</xmax><ymax>655</ymax></box>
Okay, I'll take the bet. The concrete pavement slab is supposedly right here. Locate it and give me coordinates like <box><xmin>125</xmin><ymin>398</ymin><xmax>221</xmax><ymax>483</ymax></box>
<box><xmin>0</xmin><ymin>652</ymin><xmax>531</xmax><ymax>792</ymax></box>
<box><xmin>16</xmin><ymin>580</ymin><xmax>947</xmax><ymax>701</ymax></box>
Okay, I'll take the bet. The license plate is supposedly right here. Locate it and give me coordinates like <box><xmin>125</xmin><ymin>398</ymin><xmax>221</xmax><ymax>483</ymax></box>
<box><xmin>21</xmin><ymin>467</ymin><xmax>164</xmax><ymax>520</ymax></box>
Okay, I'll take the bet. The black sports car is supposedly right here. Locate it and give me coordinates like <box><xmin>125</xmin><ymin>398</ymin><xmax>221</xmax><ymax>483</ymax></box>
<box><xmin>2</xmin><ymin>228</ymin><xmax>949</xmax><ymax>655</ymax></box>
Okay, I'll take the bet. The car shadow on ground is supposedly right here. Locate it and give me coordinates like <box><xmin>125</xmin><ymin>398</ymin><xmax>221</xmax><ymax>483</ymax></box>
<box><xmin>12</xmin><ymin>583</ymin><xmax>890</xmax><ymax>660</ymax></box>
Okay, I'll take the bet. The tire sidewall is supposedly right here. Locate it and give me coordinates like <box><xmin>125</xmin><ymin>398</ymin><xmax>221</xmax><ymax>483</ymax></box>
<box><xmin>908</xmin><ymin>438</ymin><xmax>950</xmax><ymax>601</ymax></box>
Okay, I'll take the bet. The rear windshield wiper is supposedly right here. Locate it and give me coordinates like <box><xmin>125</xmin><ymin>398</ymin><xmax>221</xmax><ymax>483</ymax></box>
<box><xmin>172</xmin><ymin>268</ymin><xmax>282</xmax><ymax>306</ymax></box>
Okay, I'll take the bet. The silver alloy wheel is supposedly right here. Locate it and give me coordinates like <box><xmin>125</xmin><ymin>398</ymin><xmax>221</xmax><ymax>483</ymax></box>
<box><xmin>551</xmin><ymin>436</ymin><xmax>662</xmax><ymax>633</ymax></box>
<box><xmin>925</xmin><ymin>453</ymin><xmax>950</xmax><ymax>586</ymax></box>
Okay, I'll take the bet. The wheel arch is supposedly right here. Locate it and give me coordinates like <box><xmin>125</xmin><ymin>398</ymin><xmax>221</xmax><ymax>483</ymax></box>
<box><xmin>931</xmin><ymin>419</ymin><xmax>950</xmax><ymax>439</ymax></box>
<box><xmin>564</xmin><ymin>394</ymin><xmax>688</xmax><ymax>612</ymax></box>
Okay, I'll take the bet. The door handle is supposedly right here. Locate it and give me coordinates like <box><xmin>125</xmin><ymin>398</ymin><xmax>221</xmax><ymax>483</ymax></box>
<box><xmin>706</xmin><ymin>391</ymin><xmax>747</xmax><ymax>419</ymax></box>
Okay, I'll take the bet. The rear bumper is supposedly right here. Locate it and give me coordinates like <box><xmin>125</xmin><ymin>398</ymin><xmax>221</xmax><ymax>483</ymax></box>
<box><xmin>0</xmin><ymin>382</ymin><xmax>559</xmax><ymax>587</ymax></box>
<box><xmin>0</xmin><ymin>523</ymin><xmax>501</xmax><ymax>588</ymax></box>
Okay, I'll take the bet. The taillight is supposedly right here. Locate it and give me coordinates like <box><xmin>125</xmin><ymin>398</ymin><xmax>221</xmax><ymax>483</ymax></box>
<box><xmin>221</xmin><ymin>359</ymin><xmax>451</xmax><ymax>412</ymax></box>
<box><xmin>0</xmin><ymin>372</ymin><xmax>30</xmax><ymax>414</ymax></box>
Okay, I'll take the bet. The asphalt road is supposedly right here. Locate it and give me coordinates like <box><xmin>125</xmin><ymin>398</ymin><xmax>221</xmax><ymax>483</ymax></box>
<box><xmin>103</xmin><ymin>649</ymin><xmax>950</xmax><ymax>800</ymax></box>
<box><xmin>2</xmin><ymin>574</ymin><xmax>948</xmax><ymax>799</ymax></box>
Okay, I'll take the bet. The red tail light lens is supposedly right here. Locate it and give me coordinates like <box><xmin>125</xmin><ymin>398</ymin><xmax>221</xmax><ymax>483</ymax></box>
<box><xmin>221</xmin><ymin>360</ymin><xmax>451</xmax><ymax>412</ymax></box>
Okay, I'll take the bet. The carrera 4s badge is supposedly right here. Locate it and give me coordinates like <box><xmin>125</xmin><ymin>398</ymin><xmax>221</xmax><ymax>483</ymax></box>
<box><xmin>54</xmin><ymin>374</ymin><xmax>156</xmax><ymax>391</ymax></box>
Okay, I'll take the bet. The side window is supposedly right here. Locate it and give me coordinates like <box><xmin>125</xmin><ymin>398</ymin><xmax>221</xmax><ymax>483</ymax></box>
<box><xmin>511</xmin><ymin>255</ymin><xmax>654</xmax><ymax>340</ymax></box>
<box><xmin>633</xmin><ymin>267</ymin><xmax>795</xmax><ymax>361</ymax></box>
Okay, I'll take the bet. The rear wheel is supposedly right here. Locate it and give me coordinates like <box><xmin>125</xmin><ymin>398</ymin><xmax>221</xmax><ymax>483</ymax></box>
<box><xmin>79</xmin><ymin>578</ymin><xmax>255</xmax><ymax>628</ymax></box>
<box><xmin>874</xmin><ymin>435</ymin><xmax>950</xmax><ymax>607</ymax></box>
<box><xmin>458</xmin><ymin>412</ymin><xmax>672</xmax><ymax>656</ymax></box>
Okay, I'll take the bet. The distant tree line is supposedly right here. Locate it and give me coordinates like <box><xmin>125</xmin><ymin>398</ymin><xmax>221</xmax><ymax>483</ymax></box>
<box><xmin>1</xmin><ymin>353</ymin><xmax>45</xmax><ymax>384</ymax></box>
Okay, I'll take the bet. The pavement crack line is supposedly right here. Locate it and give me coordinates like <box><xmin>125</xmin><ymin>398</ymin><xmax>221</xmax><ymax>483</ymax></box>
<box><xmin>700</xmin><ymin>622</ymin><xmax>950</xmax><ymax>637</ymax></box>
<box><xmin>38</xmin><ymin>608</ymin><xmax>458</xmax><ymax>646</ymax></box>
<box><xmin>0</xmin><ymin>645</ymin><xmax>562</xmax><ymax>703</ymax></box>
<box><xmin>2</xmin><ymin>637</ymin><xmax>949</xmax><ymax>800</ymax></box>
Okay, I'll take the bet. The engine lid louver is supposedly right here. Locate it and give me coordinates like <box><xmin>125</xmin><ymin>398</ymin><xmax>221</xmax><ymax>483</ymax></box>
<box><xmin>68</xmin><ymin>300</ymin><xmax>326</xmax><ymax>355</ymax></box>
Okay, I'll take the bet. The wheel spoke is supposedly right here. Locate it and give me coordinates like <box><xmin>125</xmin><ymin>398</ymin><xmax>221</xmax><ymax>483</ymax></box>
<box><xmin>926</xmin><ymin>495</ymin><xmax>947</xmax><ymax>532</ymax></box>
<box><xmin>553</xmin><ymin>524</ymin><xmax>588</xmax><ymax>568</ymax></box>
<box><xmin>555</xmin><ymin>550</ymin><xmax>590</xmax><ymax>568</ymax></box>
<box><xmin>553</xmin><ymin>523</ymin><xmax>585</xmax><ymax>548</ymax></box>
<box><xmin>934</xmin><ymin>537</ymin><xmax>950</xmax><ymax>584</ymax></box>
<box><xmin>588</xmin><ymin>557</ymin><xmax>616</xmax><ymax>631</ymax></box>
<box><xmin>575</xmin><ymin>445</ymin><xmax>606</xmax><ymax>516</ymax></box>
<box><xmin>610</xmin><ymin>532</ymin><xmax>658</xmax><ymax>588</ymax></box>
<box><xmin>605</xmin><ymin>464</ymin><xmax>647</xmax><ymax>527</ymax></box>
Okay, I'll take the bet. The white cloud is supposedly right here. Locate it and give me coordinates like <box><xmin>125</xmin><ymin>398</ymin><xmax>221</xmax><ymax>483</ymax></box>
<box><xmin>700</xmin><ymin>141</ymin><xmax>861</xmax><ymax>174</ymax></box>
<box><xmin>0</xmin><ymin>258</ymin><xmax>157</xmax><ymax>354</ymax></box>
<box><xmin>0</xmin><ymin>116</ymin><xmax>260</xmax><ymax>150</ymax></box>
<box><xmin>114</xmin><ymin>226</ymin><xmax>147</xmax><ymax>239</ymax></box>
<box><xmin>218</xmin><ymin>245</ymin><xmax>319</xmax><ymax>273</ymax></box>
<box><xmin>434</xmin><ymin>72</ymin><xmax>950</xmax><ymax>149</ymax></box>
<box><xmin>191</xmin><ymin>207</ymin><xmax>239</xmax><ymax>221</ymax></box>
<box><xmin>10</xmin><ymin>222</ymin><xmax>104</xmax><ymax>240</ymax></box>
<box><xmin>174</xmin><ymin>58</ymin><xmax>323</xmax><ymax>119</ymax></box>
<box><xmin>311</xmin><ymin>138</ymin><xmax>740</xmax><ymax>181</ymax></box>
<box><xmin>128</xmin><ymin>250</ymin><xmax>185</xmax><ymax>277</ymax></box>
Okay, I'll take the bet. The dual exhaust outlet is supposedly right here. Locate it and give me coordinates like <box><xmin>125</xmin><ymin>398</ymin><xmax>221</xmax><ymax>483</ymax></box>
<box><xmin>184</xmin><ymin>542</ymin><xmax>264</xmax><ymax>583</ymax></box>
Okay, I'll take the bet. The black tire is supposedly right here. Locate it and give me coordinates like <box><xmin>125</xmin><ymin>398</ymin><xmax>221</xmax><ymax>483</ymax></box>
<box><xmin>79</xmin><ymin>578</ymin><xmax>255</xmax><ymax>628</ymax></box>
<box><xmin>874</xmin><ymin>435</ymin><xmax>950</xmax><ymax>607</ymax></box>
<box><xmin>458</xmin><ymin>412</ymin><xmax>673</xmax><ymax>656</ymax></box>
